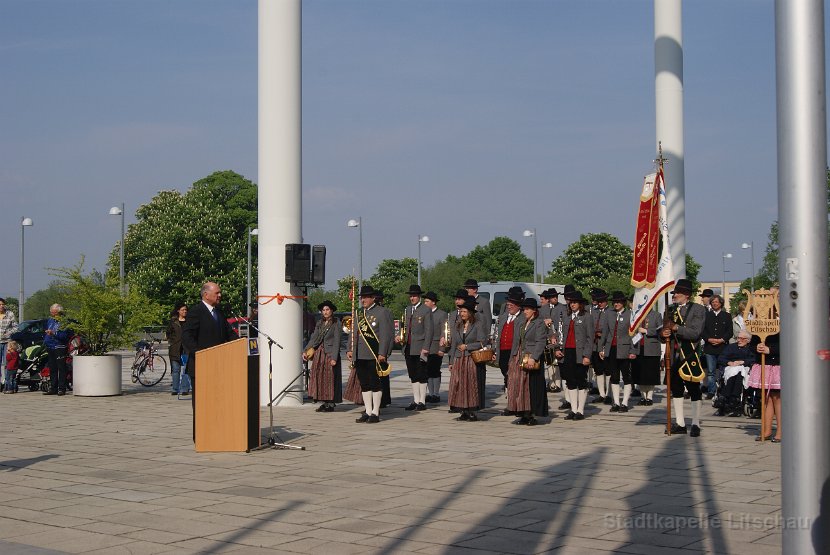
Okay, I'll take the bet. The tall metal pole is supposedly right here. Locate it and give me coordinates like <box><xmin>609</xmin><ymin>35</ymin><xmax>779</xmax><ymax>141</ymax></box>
<box><xmin>19</xmin><ymin>218</ymin><xmax>32</xmax><ymax>322</ymax></box>
<box><xmin>721</xmin><ymin>252</ymin><xmax>732</xmax><ymax>303</ymax></box>
<box><xmin>119</xmin><ymin>202</ymin><xmax>125</xmax><ymax>294</ymax></box>
<box><xmin>417</xmin><ymin>235</ymin><xmax>422</xmax><ymax>287</ymax></box>
<box><xmin>776</xmin><ymin>0</ymin><xmax>830</xmax><ymax>552</ymax></box>
<box><xmin>655</xmin><ymin>0</ymin><xmax>687</xmax><ymax>279</ymax></box>
<box><xmin>358</xmin><ymin>216</ymin><xmax>363</xmax><ymax>290</ymax></box>
<box><xmin>742</xmin><ymin>241</ymin><xmax>755</xmax><ymax>292</ymax></box>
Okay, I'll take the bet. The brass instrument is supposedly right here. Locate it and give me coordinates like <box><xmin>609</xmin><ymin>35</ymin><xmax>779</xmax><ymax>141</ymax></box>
<box><xmin>342</xmin><ymin>316</ymin><xmax>352</xmax><ymax>334</ymax></box>
<box><xmin>443</xmin><ymin>319</ymin><xmax>450</xmax><ymax>346</ymax></box>
<box><xmin>522</xmin><ymin>353</ymin><xmax>541</xmax><ymax>370</ymax></box>
<box><xmin>399</xmin><ymin>310</ymin><xmax>406</xmax><ymax>343</ymax></box>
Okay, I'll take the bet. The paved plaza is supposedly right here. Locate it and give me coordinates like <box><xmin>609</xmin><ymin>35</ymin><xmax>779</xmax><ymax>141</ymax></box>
<box><xmin>0</xmin><ymin>352</ymin><xmax>781</xmax><ymax>555</ymax></box>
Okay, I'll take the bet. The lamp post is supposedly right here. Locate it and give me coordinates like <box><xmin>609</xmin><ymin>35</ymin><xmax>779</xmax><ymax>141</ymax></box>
<box><xmin>19</xmin><ymin>217</ymin><xmax>33</xmax><ymax>322</ymax></box>
<box><xmin>741</xmin><ymin>241</ymin><xmax>755</xmax><ymax>292</ymax></box>
<box><xmin>722</xmin><ymin>252</ymin><xmax>733</xmax><ymax>303</ymax></box>
<box><xmin>109</xmin><ymin>203</ymin><xmax>125</xmax><ymax>294</ymax></box>
<box><xmin>347</xmin><ymin>217</ymin><xmax>363</xmax><ymax>290</ymax></box>
<box><xmin>247</xmin><ymin>227</ymin><xmax>259</xmax><ymax>310</ymax></box>
<box><xmin>417</xmin><ymin>235</ymin><xmax>430</xmax><ymax>286</ymax></box>
<box><xmin>541</xmin><ymin>242</ymin><xmax>553</xmax><ymax>283</ymax></box>
<box><xmin>523</xmin><ymin>228</ymin><xmax>538</xmax><ymax>282</ymax></box>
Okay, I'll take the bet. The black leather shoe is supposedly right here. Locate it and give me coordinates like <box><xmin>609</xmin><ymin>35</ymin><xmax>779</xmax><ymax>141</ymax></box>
<box><xmin>574</xmin><ymin>412</ymin><xmax>585</xmax><ymax>421</ymax></box>
<box><xmin>467</xmin><ymin>413</ymin><xmax>478</xmax><ymax>422</ymax></box>
<box><xmin>415</xmin><ymin>403</ymin><xmax>426</xmax><ymax>411</ymax></box>
<box><xmin>404</xmin><ymin>402</ymin><xmax>418</xmax><ymax>411</ymax></box>
<box><xmin>690</xmin><ymin>425</ymin><xmax>701</xmax><ymax>437</ymax></box>
<box><xmin>367</xmin><ymin>415</ymin><xmax>380</xmax><ymax>423</ymax></box>
<box><xmin>526</xmin><ymin>417</ymin><xmax>538</xmax><ymax>426</ymax></box>
<box><xmin>667</xmin><ymin>423</ymin><xmax>687</xmax><ymax>434</ymax></box>
<box><xmin>610</xmin><ymin>404</ymin><xmax>620</xmax><ymax>412</ymax></box>
<box><xmin>355</xmin><ymin>412</ymin><xmax>369</xmax><ymax>423</ymax></box>
<box><xmin>619</xmin><ymin>405</ymin><xmax>629</xmax><ymax>413</ymax></box>
<box><xmin>551</xmin><ymin>385</ymin><xmax>562</xmax><ymax>393</ymax></box>
<box><xmin>324</xmin><ymin>404</ymin><xmax>335</xmax><ymax>412</ymax></box>
<box><xmin>637</xmin><ymin>398</ymin><xmax>647</xmax><ymax>406</ymax></box>
<box><xmin>455</xmin><ymin>412</ymin><xmax>470</xmax><ymax>421</ymax></box>
<box><xmin>559</xmin><ymin>401</ymin><xmax>571</xmax><ymax>410</ymax></box>
<box><xmin>645</xmin><ymin>399</ymin><xmax>654</xmax><ymax>406</ymax></box>
<box><xmin>564</xmin><ymin>411</ymin><xmax>576</xmax><ymax>421</ymax></box>
<box><xmin>315</xmin><ymin>404</ymin><xmax>327</xmax><ymax>412</ymax></box>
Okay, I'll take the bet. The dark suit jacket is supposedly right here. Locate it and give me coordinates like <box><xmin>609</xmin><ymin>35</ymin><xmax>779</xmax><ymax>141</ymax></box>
<box><xmin>182</xmin><ymin>301</ymin><xmax>236</xmax><ymax>376</ymax></box>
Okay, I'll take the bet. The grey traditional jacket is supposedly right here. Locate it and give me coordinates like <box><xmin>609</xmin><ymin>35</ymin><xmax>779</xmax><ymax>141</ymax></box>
<box><xmin>307</xmin><ymin>317</ymin><xmax>342</xmax><ymax>360</ymax></box>
<box><xmin>348</xmin><ymin>303</ymin><xmax>393</xmax><ymax>361</ymax></box>
<box><xmin>448</xmin><ymin>317</ymin><xmax>488</xmax><ymax>364</ymax></box>
<box><xmin>558</xmin><ymin>310</ymin><xmax>594</xmax><ymax>361</ymax></box>
<box><xmin>511</xmin><ymin>316</ymin><xmax>546</xmax><ymax>363</ymax></box>
<box><xmin>637</xmin><ymin>308</ymin><xmax>663</xmax><ymax>357</ymax></box>
<box><xmin>402</xmin><ymin>302</ymin><xmax>434</xmax><ymax>354</ymax></box>
<box><xmin>494</xmin><ymin>310</ymin><xmax>524</xmax><ymax>358</ymax></box>
<box><xmin>428</xmin><ymin>307</ymin><xmax>448</xmax><ymax>355</ymax></box>
<box><xmin>600</xmin><ymin>308</ymin><xmax>633</xmax><ymax>358</ymax></box>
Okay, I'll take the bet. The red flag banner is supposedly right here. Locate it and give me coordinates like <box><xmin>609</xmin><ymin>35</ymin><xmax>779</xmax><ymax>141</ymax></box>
<box><xmin>630</xmin><ymin>170</ymin><xmax>662</xmax><ymax>288</ymax></box>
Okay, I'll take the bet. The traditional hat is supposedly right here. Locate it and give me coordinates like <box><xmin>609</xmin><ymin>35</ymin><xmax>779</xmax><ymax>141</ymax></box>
<box><xmin>591</xmin><ymin>288</ymin><xmax>609</xmax><ymax>302</ymax></box>
<box><xmin>521</xmin><ymin>298</ymin><xmax>539</xmax><ymax>310</ymax></box>
<box><xmin>563</xmin><ymin>284</ymin><xmax>576</xmax><ymax>300</ymax></box>
<box><xmin>540</xmin><ymin>289</ymin><xmax>554</xmax><ymax>299</ymax></box>
<box><xmin>423</xmin><ymin>291</ymin><xmax>439</xmax><ymax>303</ymax></box>
<box><xmin>406</xmin><ymin>284</ymin><xmax>424</xmax><ymax>296</ymax></box>
<box><xmin>699</xmin><ymin>288</ymin><xmax>714</xmax><ymax>298</ymax></box>
<box><xmin>547</xmin><ymin>288</ymin><xmax>560</xmax><ymax>297</ymax></box>
<box><xmin>671</xmin><ymin>279</ymin><xmax>694</xmax><ymax>296</ymax></box>
<box><xmin>374</xmin><ymin>290</ymin><xmax>385</xmax><ymax>299</ymax></box>
<box><xmin>567</xmin><ymin>290</ymin><xmax>589</xmax><ymax>304</ymax></box>
<box><xmin>318</xmin><ymin>300</ymin><xmax>337</xmax><ymax>312</ymax></box>
<box><xmin>459</xmin><ymin>299</ymin><xmax>478</xmax><ymax>313</ymax></box>
<box><xmin>359</xmin><ymin>285</ymin><xmax>378</xmax><ymax>297</ymax></box>
<box><xmin>505</xmin><ymin>293</ymin><xmax>524</xmax><ymax>307</ymax></box>
<box><xmin>508</xmin><ymin>286</ymin><xmax>526</xmax><ymax>300</ymax></box>
<box><xmin>463</xmin><ymin>279</ymin><xmax>480</xmax><ymax>289</ymax></box>
<box><xmin>610</xmin><ymin>291</ymin><xmax>627</xmax><ymax>304</ymax></box>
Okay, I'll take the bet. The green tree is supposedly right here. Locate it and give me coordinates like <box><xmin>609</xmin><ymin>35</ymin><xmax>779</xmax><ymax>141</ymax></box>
<box><xmin>108</xmin><ymin>171</ymin><xmax>257</xmax><ymax>313</ymax></box>
<box><xmin>550</xmin><ymin>233</ymin><xmax>633</xmax><ymax>292</ymax></box>
<box><xmin>461</xmin><ymin>237</ymin><xmax>534</xmax><ymax>282</ymax></box>
<box><xmin>367</xmin><ymin>258</ymin><xmax>418</xmax><ymax>316</ymax></box>
<box><xmin>2</xmin><ymin>297</ymin><xmax>19</xmax><ymax>321</ymax></box>
<box><xmin>421</xmin><ymin>255</ymin><xmax>469</xmax><ymax>313</ymax></box>
<box><xmin>23</xmin><ymin>281</ymin><xmax>72</xmax><ymax>320</ymax></box>
<box><xmin>685</xmin><ymin>253</ymin><xmax>702</xmax><ymax>292</ymax></box>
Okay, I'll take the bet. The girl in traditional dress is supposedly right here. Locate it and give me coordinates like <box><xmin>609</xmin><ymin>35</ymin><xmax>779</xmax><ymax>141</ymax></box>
<box><xmin>749</xmin><ymin>333</ymin><xmax>781</xmax><ymax>442</ymax></box>
<box><xmin>448</xmin><ymin>300</ymin><xmax>487</xmax><ymax>421</ymax></box>
<box><xmin>507</xmin><ymin>298</ymin><xmax>549</xmax><ymax>425</ymax></box>
<box><xmin>303</xmin><ymin>301</ymin><xmax>343</xmax><ymax>412</ymax></box>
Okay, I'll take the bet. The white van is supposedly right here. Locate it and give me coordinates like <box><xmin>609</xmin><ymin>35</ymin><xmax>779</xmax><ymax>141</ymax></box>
<box><xmin>476</xmin><ymin>281</ymin><xmax>566</xmax><ymax>324</ymax></box>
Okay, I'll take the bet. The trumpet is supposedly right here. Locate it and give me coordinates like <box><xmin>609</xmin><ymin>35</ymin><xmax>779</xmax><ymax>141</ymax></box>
<box><xmin>342</xmin><ymin>316</ymin><xmax>352</xmax><ymax>334</ymax></box>
<box><xmin>444</xmin><ymin>319</ymin><xmax>450</xmax><ymax>345</ymax></box>
<box><xmin>399</xmin><ymin>311</ymin><xmax>406</xmax><ymax>343</ymax></box>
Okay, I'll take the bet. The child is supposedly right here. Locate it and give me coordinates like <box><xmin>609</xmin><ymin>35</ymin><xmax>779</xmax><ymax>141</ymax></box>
<box><xmin>5</xmin><ymin>340</ymin><xmax>20</xmax><ymax>394</ymax></box>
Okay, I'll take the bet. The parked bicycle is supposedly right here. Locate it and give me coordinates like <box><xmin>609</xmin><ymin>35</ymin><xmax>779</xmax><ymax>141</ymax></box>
<box><xmin>131</xmin><ymin>338</ymin><xmax>168</xmax><ymax>387</ymax></box>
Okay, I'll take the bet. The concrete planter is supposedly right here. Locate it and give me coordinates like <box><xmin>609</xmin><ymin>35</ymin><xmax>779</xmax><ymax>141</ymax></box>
<box><xmin>73</xmin><ymin>355</ymin><xmax>122</xmax><ymax>396</ymax></box>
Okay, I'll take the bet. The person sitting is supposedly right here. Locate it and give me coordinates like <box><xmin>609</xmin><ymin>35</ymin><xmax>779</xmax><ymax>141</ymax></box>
<box><xmin>716</xmin><ymin>330</ymin><xmax>755</xmax><ymax>416</ymax></box>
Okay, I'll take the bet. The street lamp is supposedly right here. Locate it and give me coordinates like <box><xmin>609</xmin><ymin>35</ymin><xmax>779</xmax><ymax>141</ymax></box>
<box><xmin>109</xmin><ymin>203</ymin><xmax>125</xmax><ymax>294</ymax></box>
<box><xmin>247</xmin><ymin>227</ymin><xmax>259</xmax><ymax>310</ymax></box>
<box><xmin>541</xmin><ymin>242</ymin><xmax>553</xmax><ymax>283</ymax></box>
<box><xmin>523</xmin><ymin>228</ymin><xmax>538</xmax><ymax>282</ymax></box>
<box><xmin>417</xmin><ymin>235</ymin><xmax>430</xmax><ymax>286</ymax></box>
<box><xmin>741</xmin><ymin>241</ymin><xmax>755</xmax><ymax>292</ymax></box>
<box><xmin>347</xmin><ymin>217</ymin><xmax>363</xmax><ymax>290</ymax></box>
<box><xmin>722</xmin><ymin>252</ymin><xmax>733</xmax><ymax>303</ymax></box>
<box><xmin>19</xmin><ymin>217</ymin><xmax>33</xmax><ymax>322</ymax></box>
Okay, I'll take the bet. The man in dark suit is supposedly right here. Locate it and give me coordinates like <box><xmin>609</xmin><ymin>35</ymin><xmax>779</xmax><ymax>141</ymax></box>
<box><xmin>182</xmin><ymin>282</ymin><xmax>236</xmax><ymax>441</ymax></box>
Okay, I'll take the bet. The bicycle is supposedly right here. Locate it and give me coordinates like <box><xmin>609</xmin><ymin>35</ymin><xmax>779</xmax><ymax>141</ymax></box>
<box><xmin>130</xmin><ymin>338</ymin><xmax>168</xmax><ymax>387</ymax></box>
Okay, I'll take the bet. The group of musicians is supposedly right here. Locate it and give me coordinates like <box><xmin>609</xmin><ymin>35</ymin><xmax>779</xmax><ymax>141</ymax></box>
<box><xmin>302</xmin><ymin>278</ymin><xmax>706</xmax><ymax>432</ymax></box>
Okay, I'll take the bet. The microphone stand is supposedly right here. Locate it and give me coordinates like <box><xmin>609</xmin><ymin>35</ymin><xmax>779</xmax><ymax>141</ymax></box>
<box><xmin>233</xmin><ymin>312</ymin><xmax>305</xmax><ymax>452</ymax></box>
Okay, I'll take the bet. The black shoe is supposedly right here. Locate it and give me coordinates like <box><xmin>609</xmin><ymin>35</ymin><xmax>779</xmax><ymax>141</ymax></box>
<box><xmin>619</xmin><ymin>405</ymin><xmax>629</xmax><ymax>413</ymax></box>
<box><xmin>559</xmin><ymin>401</ymin><xmax>571</xmax><ymax>410</ymax></box>
<box><xmin>448</xmin><ymin>407</ymin><xmax>460</xmax><ymax>413</ymax></box>
<box><xmin>610</xmin><ymin>404</ymin><xmax>620</xmax><ymax>413</ymax></box>
<box><xmin>637</xmin><ymin>398</ymin><xmax>647</xmax><ymax>406</ymax></box>
<box><xmin>355</xmin><ymin>412</ymin><xmax>369</xmax><ymax>423</ymax></box>
<box><xmin>631</xmin><ymin>389</ymin><xmax>641</xmax><ymax>397</ymax></box>
<box><xmin>404</xmin><ymin>402</ymin><xmax>418</xmax><ymax>411</ymax></box>
<box><xmin>57</xmin><ymin>390</ymin><xmax>65</xmax><ymax>396</ymax></box>
<box><xmin>603</xmin><ymin>395</ymin><xmax>613</xmax><ymax>405</ymax></box>
<box><xmin>467</xmin><ymin>413</ymin><xmax>478</xmax><ymax>422</ymax></box>
<box><xmin>415</xmin><ymin>403</ymin><xmax>426</xmax><ymax>411</ymax></box>
<box><xmin>668</xmin><ymin>423</ymin><xmax>687</xmax><ymax>435</ymax></box>
<box><xmin>324</xmin><ymin>404</ymin><xmax>335</xmax><ymax>412</ymax></box>
<box><xmin>564</xmin><ymin>411</ymin><xmax>575</xmax><ymax>421</ymax></box>
<box><xmin>574</xmin><ymin>412</ymin><xmax>585</xmax><ymax>421</ymax></box>
<box><xmin>690</xmin><ymin>425</ymin><xmax>701</xmax><ymax>437</ymax></box>
<box><xmin>315</xmin><ymin>404</ymin><xmax>327</xmax><ymax>412</ymax></box>
<box><xmin>526</xmin><ymin>417</ymin><xmax>538</xmax><ymax>426</ymax></box>
<box><xmin>645</xmin><ymin>399</ymin><xmax>654</xmax><ymax>406</ymax></box>
<box><xmin>512</xmin><ymin>416</ymin><xmax>530</xmax><ymax>425</ymax></box>
<box><xmin>455</xmin><ymin>412</ymin><xmax>470</xmax><ymax>421</ymax></box>
<box><xmin>367</xmin><ymin>415</ymin><xmax>380</xmax><ymax>423</ymax></box>
<box><xmin>501</xmin><ymin>409</ymin><xmax>514</xmax><ymax>416</ymax></box>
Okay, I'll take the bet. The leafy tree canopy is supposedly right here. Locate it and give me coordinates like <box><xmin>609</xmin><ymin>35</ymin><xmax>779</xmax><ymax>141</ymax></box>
<box><xmin>22</xmin><ymin>281</ymin><xmax>72</xmax><ymax>320</ymax></box>
<box><xmin>107</xmin><ymin>171</ymin><xmax>257</xmax><ymax>313</ymax></box>
<box><xmin>461</xmin><ymin>237</ymin><xmax>533</xmax><ymax>282</ymax></box>
<box><xmin>550</xmin><ymin>233</ymin><xmax>633</xmax><ymax>293</ymax></box>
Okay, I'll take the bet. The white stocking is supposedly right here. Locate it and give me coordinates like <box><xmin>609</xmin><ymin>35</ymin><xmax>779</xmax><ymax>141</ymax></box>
<box><xmin>597</xmin><ymin>374</ymin><xmax>607</xmax><ymax>397</ymax></box>
<box><xmin>362</xmin><ymin>391</ymin><xmax>374</xmax><ymax>416</ymax></box>
<box><xmin>622</xmin><ymin>384</ymin><xmax>632</xmax><ymax>406</ymax></box>
<box><xmin>411</xmin><ymin>382</ymin><xmax>420</xmax><ymax>403</ymax></box>
<box><xmin>641</xmin><ymin>385</ymin><xmax>653</xmax><ymax>400</ymax></box>
<box><xmin>577</xmin><ymin>389</ymin><xmax>588</xmax><ymax>414</ymax></box>
<box><xmin>672</xmin><ymin>398</ymin><xmax>685</xmax><ymax>427</ymax></box>
<box><xmin>611</xmin><ymin>383</ymin><xmax>621</xmax><ymax>405</ymax></box>
<box><xmin>371</xmin><ymin>391</ymin><xmax>382</xmax><ymax>416</ymax></box>
<box><xmin>691</xmin><ymin>400</ymin><xmax>701</xmax><ymax>427</ymax></box>
<box><xmin>419</xmin><ymin>382</ymin><xmax>428</xmax><ymax>404</ymax></box>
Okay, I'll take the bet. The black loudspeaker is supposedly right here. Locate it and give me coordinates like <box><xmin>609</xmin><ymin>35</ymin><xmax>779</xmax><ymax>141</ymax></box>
<box><xmin>285</xmin><ymin>243</ymin><xmax>311</xmax><ymax>283</ymax></box>
<box><xmin>312</xmin><ymin>245</ymin><xmax>326</xmax><ymax>285</ymax></box>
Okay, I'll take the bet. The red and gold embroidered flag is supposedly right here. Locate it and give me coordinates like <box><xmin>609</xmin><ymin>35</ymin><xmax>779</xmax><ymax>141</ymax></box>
<box><xmin>630</xmin><ymin>170</ymin><xmax>662</xmax><ymax>287</ymax></box>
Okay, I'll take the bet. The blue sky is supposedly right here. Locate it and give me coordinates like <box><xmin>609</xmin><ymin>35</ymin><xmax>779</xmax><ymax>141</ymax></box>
<box><xmin>0</xmin><ymin>0</ymin><xmax>809</xmax><ymax>308</ymax></box>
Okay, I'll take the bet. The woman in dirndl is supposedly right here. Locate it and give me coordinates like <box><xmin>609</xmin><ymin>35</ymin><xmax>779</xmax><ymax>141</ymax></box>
<box><xmin>507</xmin><ymin>298</ymin><xmax>550</xmax><ymax>426</ymax></box>
<box><xmin>748</xmin><ymin>333</ymin><xmax>781</xmax><ymax>442</ymax></box>
<box><xmin>448</xmin><ymin>299</ymin><xmax>488</xmax><ymax>421</ymax></box>
<box><xmin>303</xmin><ymin>301</ymin><xmax>343</xmax><ymax>412</ymax></box>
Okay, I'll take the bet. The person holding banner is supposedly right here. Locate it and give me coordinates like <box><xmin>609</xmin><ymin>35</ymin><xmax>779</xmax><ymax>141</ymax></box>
<box><xmin>748</xmin><ymin>333</ymin><xmax>781</xmax><ymax>442</ymax></box>
<box><xmin>661</xmin><ymin>279</ymin><xmax>707</xmax><ymax>437</ymax></box>
<box><xmin>347</xmin><ymin>285</ymin><xmax>393</xmax><ymax>424</ymax></box>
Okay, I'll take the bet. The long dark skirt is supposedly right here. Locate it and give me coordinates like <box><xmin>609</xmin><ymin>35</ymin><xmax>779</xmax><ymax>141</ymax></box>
<box><xmin>309</xmin><ymin>351</ymin><xmax>342</xmax><ymax>403</ymax></box>
<box><xmin>448</xmin><ymin>354</ymin><xmax>480</xmax><ymax>410</ymax></box>
<box><xmin>507</xmin><ymin>355</ymin><xmax>549</xmax><ymax>416</ymax></box>
<box><xmin>344</xmin><ymin>364</ymin><xmax>363</xmax><ymax>405</ymax></box>
<box><xmin>633</xmin><ymin>355</ymin><xmax>661</xmax><ymax>385</ymax></box>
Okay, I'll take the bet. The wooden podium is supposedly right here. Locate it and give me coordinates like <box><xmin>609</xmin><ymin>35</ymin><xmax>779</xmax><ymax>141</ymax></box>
<box><xmin>195</xmin><ymin>338</ymin><xmax>260</xmax><ymax>452</ymax></box>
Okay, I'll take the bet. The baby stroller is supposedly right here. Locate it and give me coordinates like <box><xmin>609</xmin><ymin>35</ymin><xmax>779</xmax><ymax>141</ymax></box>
<box><xmin>39</xmin><ymin>335</ymin><xmax>85</xmax><ymax>392</ymax></box>
<box><xmin>16</xmin><ymin>344</ymin><xmax>49</xmax><ymax>392</ymax></box>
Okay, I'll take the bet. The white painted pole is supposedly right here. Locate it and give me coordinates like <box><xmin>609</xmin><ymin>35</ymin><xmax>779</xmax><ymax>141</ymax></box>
<box><xmin>258</xmin><ymin>0</ymin><xmax>302</xmax><ymax>406</ymax></box>
<box><xmin>776</xmin><ymin>0</ymin><xmax>830</xmax><ymax>552</ymax></box>
<box><xmin>655</xmin><ymin>0</ymin><xmax>686</xmax><ymax>279</ymax></box>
